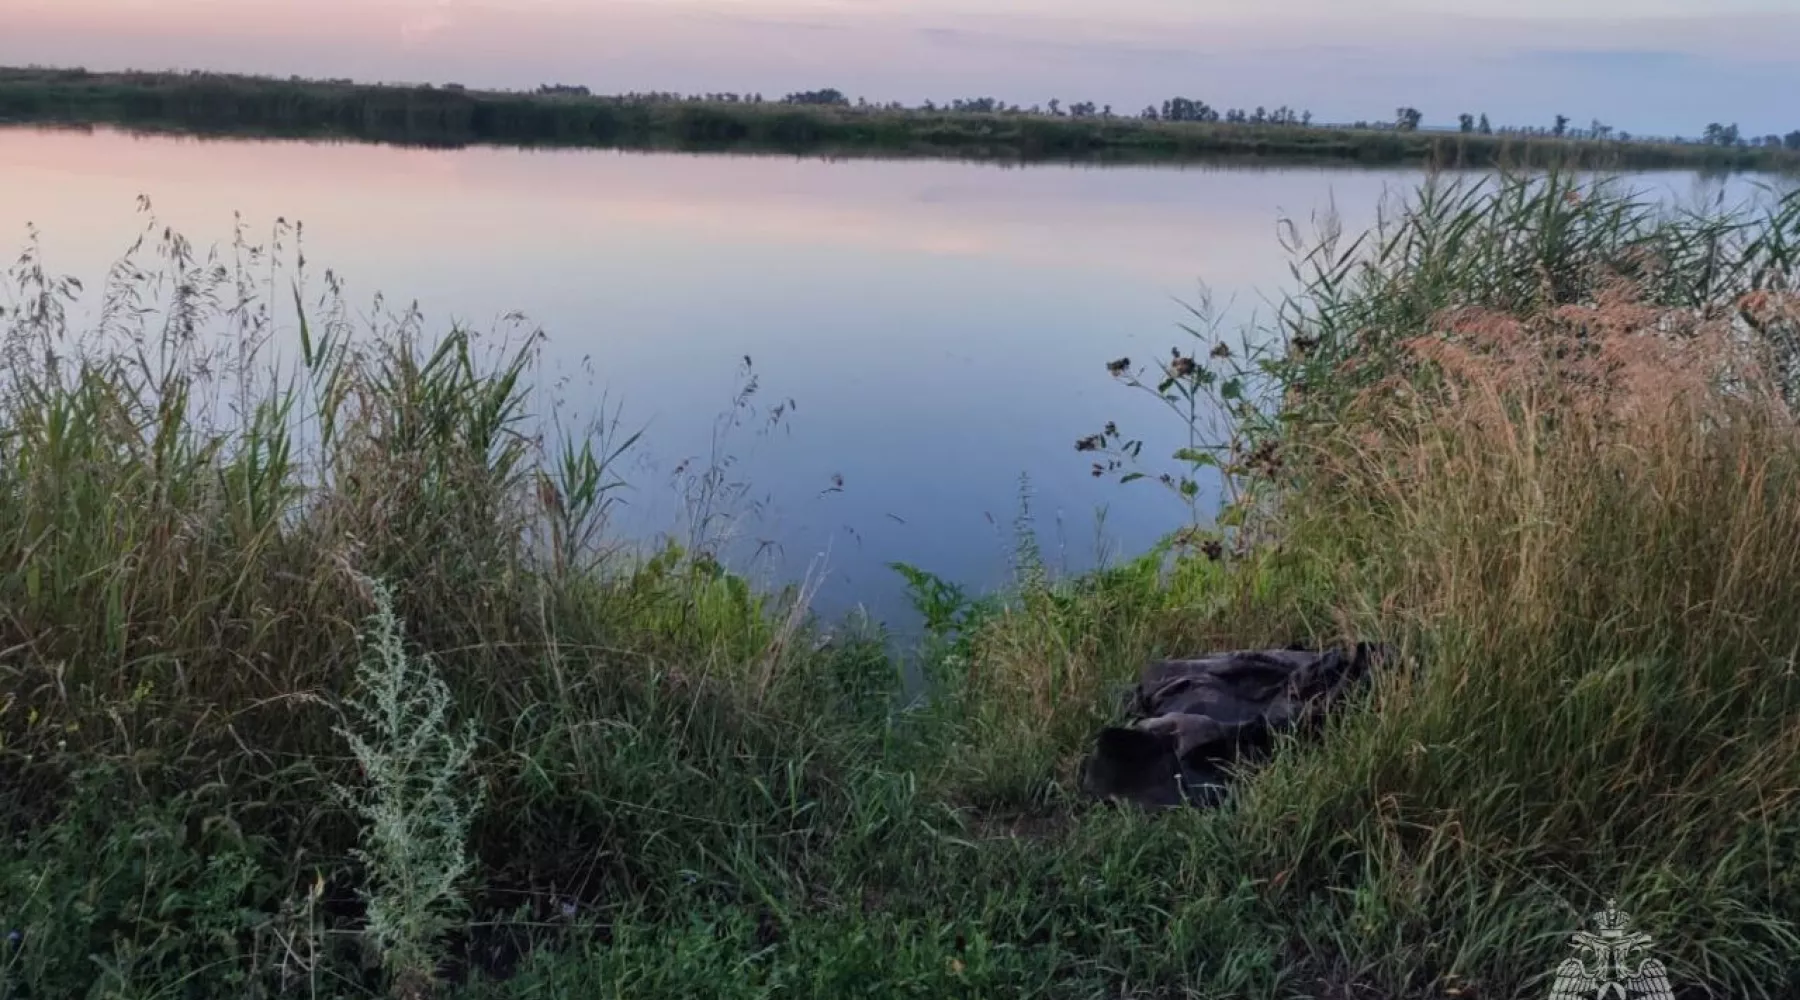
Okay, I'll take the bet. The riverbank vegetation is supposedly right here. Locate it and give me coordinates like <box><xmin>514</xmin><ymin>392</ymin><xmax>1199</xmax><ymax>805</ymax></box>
<box><xmin>4</xmin><ymin>64</ymin><xmax>1800</xmax><ymax>172</ymax></box>
<box><xmin>2</xmin><ymin>170</ymin><xmax>1799</xmax><ymax>999</ymax></box>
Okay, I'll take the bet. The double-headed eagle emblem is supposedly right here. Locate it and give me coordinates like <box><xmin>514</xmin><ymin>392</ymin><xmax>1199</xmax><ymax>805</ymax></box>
<box><xmin>1548</xmin><ymin>900</ymin><xmax>1674</xmax><ymax>1000</ymax></box>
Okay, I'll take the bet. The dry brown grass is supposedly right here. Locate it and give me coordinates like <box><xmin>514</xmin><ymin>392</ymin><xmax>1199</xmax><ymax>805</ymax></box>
<box><xmin>1313</xmin><ymin>274</ymin><xmax>1800</xmax><ymax>642</ymax></box>
<box><xmin>1195</xmin><ymin>272</ymin><xmax>1800</xmax><ymax>991</ymax></box>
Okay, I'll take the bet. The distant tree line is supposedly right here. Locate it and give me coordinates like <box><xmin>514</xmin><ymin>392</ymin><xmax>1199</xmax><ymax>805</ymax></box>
<box><xmin>1144</xmin><ymin>97</ymin><xmax>1313</xmax><ymax>126</ymax></box>
<box><xmin>1702</xmin><ymin>122</ymin><xmax>1800</xmax><ymax>151</ymax></box>
<box><xmin>3</xmin><ymin>66</ymin><xmax>1796</xmax><ymax>171</ymax></box>
<box><xmin>8</xmin><ymin>65</ymin><xmax>1795</xmax><ymax>152</ymax></box>
<box><xmin>602</xmin><ymin>85</ymin><xmax>1800</xmax><ymax>151</ymax></box>
<box><xmin>222</xmin><ymin>69</ymin><xmax>1800</xmax><ymax>152</ymax></box>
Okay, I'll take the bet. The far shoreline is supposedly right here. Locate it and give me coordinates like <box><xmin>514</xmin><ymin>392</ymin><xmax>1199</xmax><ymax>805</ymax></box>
<box><xmin>4</xmin><ymin>64</ymin><xmax>1799</xmax><ymax>175</ymax></box>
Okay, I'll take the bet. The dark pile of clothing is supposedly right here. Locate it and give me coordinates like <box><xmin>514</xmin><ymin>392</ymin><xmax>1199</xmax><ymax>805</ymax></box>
<box><xmin>1078</xmin><ymin>642</ymin><xmax>1396</xmax><ymax>809</ymax></box>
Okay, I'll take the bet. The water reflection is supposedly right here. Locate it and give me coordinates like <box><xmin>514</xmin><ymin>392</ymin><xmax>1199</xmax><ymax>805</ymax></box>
<box><xmin>0</xmin><ymin>126</ymin><xmax>1789</xmax><ymax>633</ymax></box>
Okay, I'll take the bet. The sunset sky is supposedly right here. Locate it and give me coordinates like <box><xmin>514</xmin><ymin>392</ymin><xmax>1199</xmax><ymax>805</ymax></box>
<box><xmin>6</xmin><ymin>0</ymin><xmax>1797</xmax><ymax>137</ymax></box>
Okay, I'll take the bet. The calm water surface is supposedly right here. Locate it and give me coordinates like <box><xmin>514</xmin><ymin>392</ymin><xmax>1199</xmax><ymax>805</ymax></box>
<box><xmin>1</xmin><ymin>127</ymin><xmax>1787</xmax><ymax>632</ymax></box>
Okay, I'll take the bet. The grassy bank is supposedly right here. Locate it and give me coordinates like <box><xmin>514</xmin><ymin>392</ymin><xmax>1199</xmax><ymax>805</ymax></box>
<box><xmin>5</xmin><ymin>64</ymin><xmax>1800</xmax><ymax>173</ymax></box>
<box><xmin>2</xmin><ymin>171</ymin><xmax>1800</xmax><ymax>1000</ymax></box>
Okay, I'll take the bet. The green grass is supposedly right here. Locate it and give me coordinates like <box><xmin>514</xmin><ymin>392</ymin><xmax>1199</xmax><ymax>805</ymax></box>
<box><xmin>2</xmin><ymin>171</ymin><xmax>1799</xmax><ymax>999</ymax></box>
<box><xmin>5</xmin><ymin>64</ymin><xmax>1800</xmax><ymax>173</ymax></box>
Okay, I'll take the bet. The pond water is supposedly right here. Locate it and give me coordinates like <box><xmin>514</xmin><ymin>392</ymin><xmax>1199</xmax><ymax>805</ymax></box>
<box><xmin>0</xmin><ymin>126</ymin><xmax>1789</xmax><ymax>633</ymax></box>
